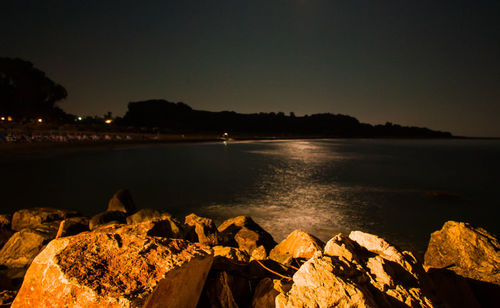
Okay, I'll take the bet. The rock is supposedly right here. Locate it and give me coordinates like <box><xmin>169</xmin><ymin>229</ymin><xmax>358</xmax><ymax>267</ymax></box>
<box><xmin>269</xmin><ymin>230</ymin><xmax>324</xmax><ymax>263</ymax></box>
<box><xmin>89</xmin><ymin>211</ymin><xmax>126</xmax><ymax>230</ymax></box>
<box><xmin>251</xmin><ymin>245</ymin><xmax>268</xmax><ymax>261</ymax></box>
<box><xmin>107</xmin><ymin>188</ymin><xmax>136</xmax><ymax>214</ymax></box>
<box><xmin>198</xmin><ymin>271</ymin><xmax>253</xmax><ymax>308</ymax></box>
<box><xmin>126</xmin><ymin>208</ymin><xmax>171</xmax><ymax>224</ymax></box>
<box><xmin>0</xmin><ymin>223</ymin><xmax>58</xmax><ymax>268</ymax></box>
<box><xmin>0</xmin><ymin>230</ymin><xmax>13</xmax><ymax>251</ymax></box>
<box><xmin>130</xmin><ymin>217</ymin><xmax>189</xmax><ymax>239</ymax></box>
<box><xmin>11</xmin><ymin>208</ymin><xmax>79</xmax><ymax>231</ymax></box>
<box><xmin>185</xmin><ymin>213</ymin><xmax>220</xmax><ymax>246</ymax></box>
<box><xmin>0</xmin><ymin>214</ymin><xmax>11</xmax><ymax>230</ymax></box>
<box><xmin>277</xmin><ymin>232</ymin><xmax>435</xmax><ymax>308</ymax></box>
<box><xmin>324</xmin><ymin>233</ymin><xmax>365</xmax><ymax>263</ymax></box>
<box><xmin>349</xmin><ymin>230</ymin><xmax>421</xmax><ymax>279</ymax></box>
<box><xmin>0</xmin><ymin>267</ymin><xmax>26</xmax><ymax>291</ymax></box>
<box><xmin>54</xmin><ymin>217</ymin><xmax>89</xmax><ymax>238</ymax></box>
<box><xmin>0</xmin><ymin>290</ymin><xmax>17</xmax><ymax>307</ymax></box>
<box><xmin>424</xmin><ymin>221</ymin><xmax>500</xmax><ymax>285</ymax></box>
<box><xmin>275</xmin><ymin>255</ymin><xmax>378</xmax><ymax>308</ymax></box>
<box><xmin>213</xmin><ymin>246</ymin><xmax>250</xmax><ymax>263</ymax></box>
<box><xmin>197</xmin><ymin>271</ymin><xmax>239</xmax><ymax>308</ymax></box>
<box><xmin>12</xmin><ymin>222</ymin><xmax>213</xmax><ymax>308</ymax></box>
<box><xmin>252</xmin><ymin>278</ymin><xmax>292</xmax><ymax>308</ymax></box>
<box><xmin>218</xmin><ymin>216</ymin><xmax>276</xmax><ymax>254</ymax></box>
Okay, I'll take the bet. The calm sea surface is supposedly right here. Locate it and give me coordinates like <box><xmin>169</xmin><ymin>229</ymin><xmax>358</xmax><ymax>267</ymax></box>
<box><xmin>2</xmin><ymin>139</ymin><xmax>499</xmax><ymax>258</ymax></box>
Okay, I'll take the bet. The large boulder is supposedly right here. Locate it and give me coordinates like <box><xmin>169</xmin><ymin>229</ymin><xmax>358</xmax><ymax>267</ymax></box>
<box><xmin>424</xmin><ymin>221</ymin><xmax>500</xmax><ymax>285</ymax></box>
<box><xmin>126</xmin><ymin>208</ymin><xmax>171</xmax><ymax>224</ymax></box>
<box><xmin>0</xmin><ymin>223</ymin><xmax>58</xmax><ymax>268</ymax></box>
<box><xmin>275</xmin><ymin>255</ymin><xmax>378</xmax><ymax>308</ymax></box>
<box><xmin>11</xmin><ymin>208</ymin><xmax>79</xmax><ymax>231</ymax></box>
<box><xmin>185</xmin><ymin>213</ymin><xmax>220</xmax><ymax>246</ymax></box>
<box><xmin>12</xmin><ymin>222</ymin><xmax>213</xmax><ymax>307</ymax></box>
<box><xmin>89</xmin><ymin>211</ymin><xmax>127</xmax><ymax>230</ymax></box>
<box><xmin>277</xmin><ymin>231</ymin><xmax>435</xmax><ymax>308</ymax></box>
<box><xmin>107</xmin><ymin>188</ymin><xmax>136</xmax><ymax>214</ymax></box>
<box><xmin>269</xmin><ymin>230</ymin><xmax>324</xmax><ymax>263</ymax></box>
<box><xmin>218</xmin><ymin>216</ymin><xmax>276</xmax><ymax>255</ymax></box>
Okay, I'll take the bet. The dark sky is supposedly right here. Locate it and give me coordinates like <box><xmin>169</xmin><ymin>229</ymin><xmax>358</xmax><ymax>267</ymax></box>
<box><xmin>1</xmin><ymin>1</ymin><xmax>499</xmax><ymax>136</ymax></box>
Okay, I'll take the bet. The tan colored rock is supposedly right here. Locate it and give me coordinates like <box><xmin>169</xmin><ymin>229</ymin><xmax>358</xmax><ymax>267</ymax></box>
<box><xmin>213</xmin><ymin>246</ymin><xmax>250</xmax><ymax>263</ymax></box>
<box><xmin>269</xmin><ymin>230</ymin><xmax>324</xmax><ymax>263</ymax></box>
<box><xmin>185</xmin><ymin>213</ymin><xmax>219</xmax><ymax>246</ymax></box>
<box><xmin>275</xmin><ymin>255</ymin><xmax>377</xmax><ymax>308</ymax></box>
<box><xmin>0</xmin><ymin>223</ymin><xmax>58</xmax><ymax>268</ymax></box>
<box><xmin>218</xmin><ymin>216</ymin><xmax>276</xmax><ymax>254</ymax></box>
<box><xmin>12</xmin><ymin>222</ymin><xmax>213</xmax><ymax>308</ymax></box>
<box><xmin>11</xmin><ymin>208</ymin><xmax>78</xmax><ymax>231</ymax></box>
<box><xmin>324</xmin><ymin>233</ymin><xmax>364</xmax><ymax>263</ymax></box>
<box><xmin>107</xmin><ymin>188</ymin><xmax>136</xmax><ymax>214</ymax></box>
<box><xmin>251</xmin><ymin>245</ymin><xmax>267</xmax><ymax>261</ymax></box>
<box><xmin>424</xmin><ymin>221</ymin><xmax>500</xmax><ymax>285</ymax></box>
<box><xmin>89</xmin><ymin>211</ymin><xmax>126</xmax><ymax>230</ymax></box>
<box><xmin>277</xmin><ymin>232</ymin><xmax>436</xmax><ymax>308</ymax></box>
<box><xmin>349</xmin><ymin>230</ymin><xmax>420</xmax><ymax>278</ymax></box>
<box><xmin>126</xmin><ymin>208</ymin><xmax>171</xmax><ymax>224</ymax></box>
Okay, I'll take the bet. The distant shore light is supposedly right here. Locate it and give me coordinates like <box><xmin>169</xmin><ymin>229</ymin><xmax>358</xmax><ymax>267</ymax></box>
<box><xmin>105</xmin><ymin>119</ymin><xmax>112</xmax><ymax>124</ymax></box>
<box><xmin>78</xmin><ymin>116</ymin><xmax>82</xmax><ymax>121</ymax></box>
<box><xmin>7</xmin><ymin>116</ymin><xmax>12</xmax><ymax>122</ymax></box>
<box><xmin>0</xmin><ymin>117</ymin><xmax>5</xmax><ymax>121</ymax></box>
<box><xmin>37</xmin><ymin>118</ymin><xmax>43</xmax><ymax>123</ymax></box>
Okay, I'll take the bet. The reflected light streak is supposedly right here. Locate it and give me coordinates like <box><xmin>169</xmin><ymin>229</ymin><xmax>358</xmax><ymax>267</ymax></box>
<box><xmin>202</xmin><ymin>141</ymin><xmax>360</xmax><ymax>242</ymax></box>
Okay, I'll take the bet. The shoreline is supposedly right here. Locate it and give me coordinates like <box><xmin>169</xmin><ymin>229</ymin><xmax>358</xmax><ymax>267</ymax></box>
<box><xmin>1</xmin><ymin>134</ymin><xmax>494</xmax><ymax>160</ymax></box>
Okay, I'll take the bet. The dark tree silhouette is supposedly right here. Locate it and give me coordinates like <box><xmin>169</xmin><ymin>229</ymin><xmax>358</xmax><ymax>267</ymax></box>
<box><xmin>0</xmin><ymin>57</ymin><xmax>67</xmax><ymax>119</ymax></box>
<box><xmin>121</xmin><ymin>99</ymin><xmax>453</xmax><ymax>138</ymax></box>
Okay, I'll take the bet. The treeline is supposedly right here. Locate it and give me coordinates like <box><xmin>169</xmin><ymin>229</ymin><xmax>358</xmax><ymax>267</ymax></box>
<box><xmin>119</xmin><ymin>99</ymin><xmax>452</xmax><ymax>138</ymax></box>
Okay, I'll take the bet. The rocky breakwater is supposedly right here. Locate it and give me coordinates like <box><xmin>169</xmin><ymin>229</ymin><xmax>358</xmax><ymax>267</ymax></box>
<box><xmin>0</xmin><ymin>188</ymin><xmax>498</xmax><ymax>307</ymax></box>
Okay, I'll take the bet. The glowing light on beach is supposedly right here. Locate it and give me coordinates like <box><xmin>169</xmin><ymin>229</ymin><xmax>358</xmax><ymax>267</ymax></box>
<box><xmin>105</xmin><ymin>119</ymin><xmax>112</xmax><ymax>124</ymax></box>
<box><xmin>37</xmin><ymin>118</ymin><xmax>43</xmax><ymax>123</ymax></box>
<box><xmin>0</xmin><ymin>117</ymin><xmax>4</xmax><ymax>121</ymax></box>
<box><xmin>7</xmin><ymin>116</ymin><xmax>12</xmax><ymax>122</ymax></box>
<box><xmin>78</xmin><ymin>117</ymin><xmax>82</xmax><ymax>121</ymax></box>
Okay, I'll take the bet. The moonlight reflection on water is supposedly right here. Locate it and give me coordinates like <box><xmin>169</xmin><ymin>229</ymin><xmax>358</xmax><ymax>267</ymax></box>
<box><xmin>201</xmin><ymin>141</ymin><xmax>367</xmax><ymax>242</ymax></box>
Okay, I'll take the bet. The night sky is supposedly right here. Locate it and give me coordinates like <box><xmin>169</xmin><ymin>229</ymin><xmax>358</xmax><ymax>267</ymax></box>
<box><xmin>1</xmin><ymin>1</ymin><xmax>499</xmax><ymax>137</ymax></box>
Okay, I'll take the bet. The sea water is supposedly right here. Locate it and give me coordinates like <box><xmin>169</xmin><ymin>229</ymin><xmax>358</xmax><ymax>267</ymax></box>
<box><xmin>2</xmin><ymin>139</ymin><xmax>499</xmax><ymax>258</ymax></box>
